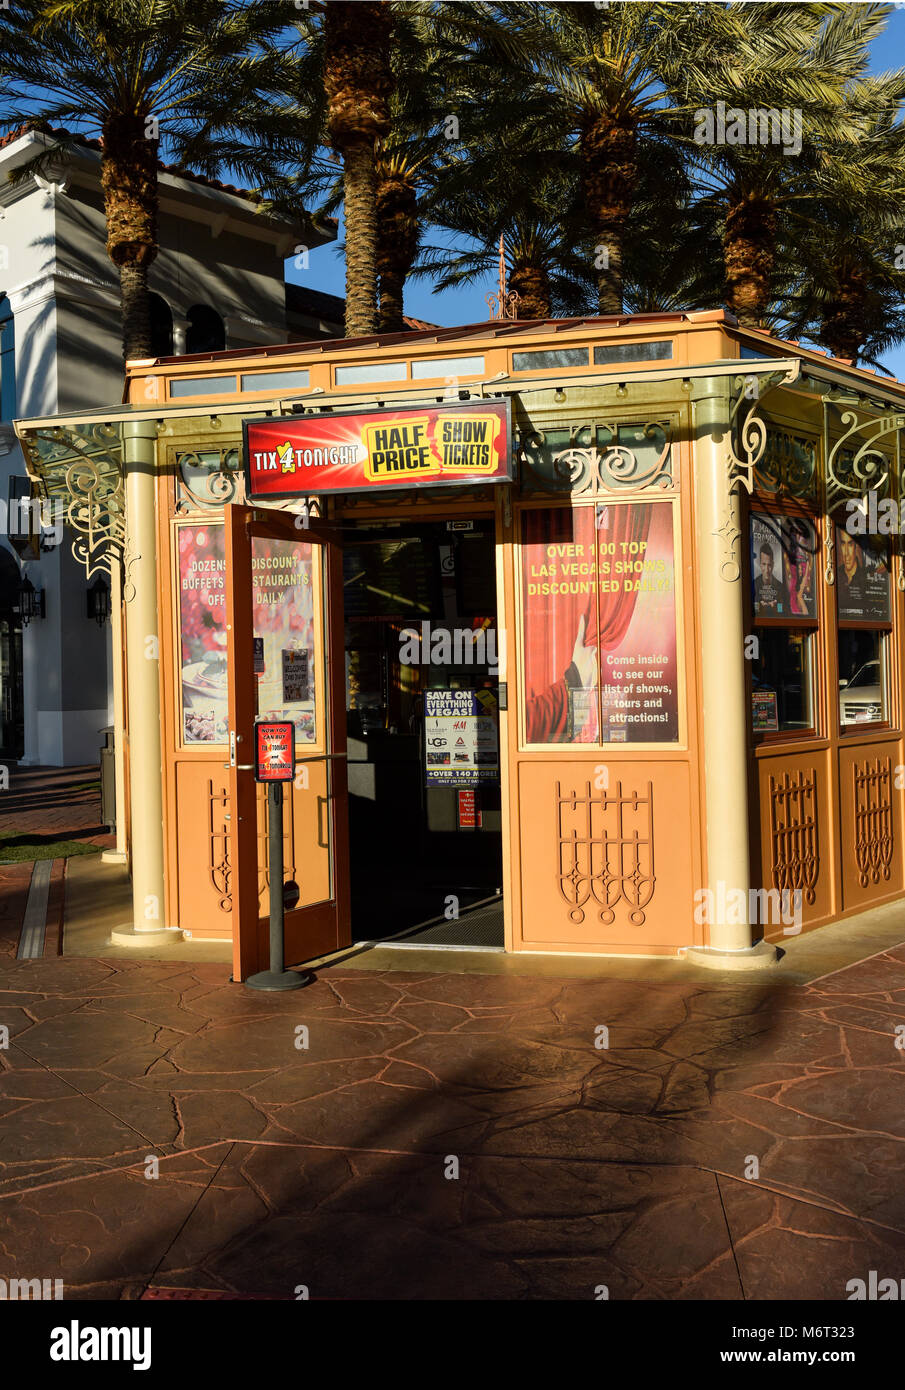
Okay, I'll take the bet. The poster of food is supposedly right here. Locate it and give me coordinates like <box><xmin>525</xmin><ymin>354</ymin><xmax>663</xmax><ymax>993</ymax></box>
<box><xmin>178</xmin><ymin>524</ymin><xmax>228</xmax><ymax>743</ymax></box>
<box><xmin>252</xmin><ymin>536</ymin><xmax>318</xmax><ymax>744</ymax></box>
<box><xmin>835</xmin><ymin>527</ymin><xmax>891</xmax><ymax>622</ymax></box>
<box><xmin>424</xmin><ymin>688</ymin><xmax>499</xmax><ymax>785</ymax></box>
<box><xmin>521</xmin><ymin>501</ymin><xmax>679</xmax><ymax>744</ymax></box>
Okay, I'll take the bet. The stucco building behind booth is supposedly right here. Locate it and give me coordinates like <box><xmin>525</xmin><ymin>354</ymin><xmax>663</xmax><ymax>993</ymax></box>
<box><xmin>0</xmin><ymin>122</ymin><xmax>340</xmax><ymax>766</ymax></box>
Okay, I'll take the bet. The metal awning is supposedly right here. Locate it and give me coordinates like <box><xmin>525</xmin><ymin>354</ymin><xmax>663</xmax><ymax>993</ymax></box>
<box><xmin>15</xmin><ymin>352</ymin><xmax>905</xmax><ymax>525</ymax></box>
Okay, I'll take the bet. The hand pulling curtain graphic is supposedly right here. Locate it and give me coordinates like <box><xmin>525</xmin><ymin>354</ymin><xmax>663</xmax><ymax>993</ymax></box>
<box><xmin>523</xmin><ymin>504</ymin><xmax>653</xmax><ymax>744</ymax></box>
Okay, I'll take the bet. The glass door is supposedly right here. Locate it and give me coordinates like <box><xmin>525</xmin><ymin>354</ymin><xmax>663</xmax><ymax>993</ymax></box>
<box><xmin>225</xmin><ymin>504</ymin><xmax>350</xmax><ymax>980</ymax></box>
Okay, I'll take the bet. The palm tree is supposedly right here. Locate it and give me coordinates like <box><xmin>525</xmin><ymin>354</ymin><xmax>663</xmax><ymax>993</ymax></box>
<box><xmin>321</xmin><ymin>1</ymin><xmax>394</xmax><ymax>337</ymax></box>
<box><xmin>508</xmin><ymin>0</ymin><xmax>748</xmax><ymax>314</ymax></box>
<box><xmin>375</xmin><ymin>147</ymin><xmax>422</xmax><ymax>333</ymax></box>
<box><xmin>0</xmin><ymin>0</ymin><xmax>305</xmax><ymax>361</ymax></box>
<box><xmin>421</xmin><ymin>157</ymin><xmax>592</xmax><ymax>320</ymax></box>
<box><xmin>780</xmin><ymin>101</ymin><xmax>905</xmax><ymax>364</ymax></box>
<box><xmin>682</xmin><ymin>3</ymin><xmax>894</xmax><ymax>327</ymax></box>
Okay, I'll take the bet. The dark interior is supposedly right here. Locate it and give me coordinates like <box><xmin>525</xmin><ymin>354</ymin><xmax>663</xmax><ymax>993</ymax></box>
<box><xmin>341</xmin><ymin>518</ymin><xmax>503</xmax><ymax>945</ymax></box>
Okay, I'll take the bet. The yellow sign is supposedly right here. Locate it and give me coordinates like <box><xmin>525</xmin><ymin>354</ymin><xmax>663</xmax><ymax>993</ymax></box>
<box><xmin>362</xmin><ymin>411</ymin><xmax>504</xmax><ymax>483</ymax></box>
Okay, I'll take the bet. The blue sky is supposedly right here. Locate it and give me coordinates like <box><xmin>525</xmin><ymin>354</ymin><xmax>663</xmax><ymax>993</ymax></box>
<box><xmin>289</xmin><ymin>3</ymin><xmax>905</xmax><ymax>379</ymax></box>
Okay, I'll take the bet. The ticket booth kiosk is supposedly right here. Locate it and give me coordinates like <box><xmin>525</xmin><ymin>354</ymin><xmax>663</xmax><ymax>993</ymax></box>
<box><xmin>16</xmin><ymin>310</ymin><xmax>905</xmax><ymax>979</ymax></box>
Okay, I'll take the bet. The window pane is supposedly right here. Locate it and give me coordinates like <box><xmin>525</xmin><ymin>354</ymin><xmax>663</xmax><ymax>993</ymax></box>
<box><xmin>839</xmin><ymin>630</ymin><xmax>886</xmax><ymax>728</ymax></box>
<box><xmin>512</xmin><ymin>348</ymin><xmax>589</xmax><ymax>372</ymax></box>
<box><xmin>593</xmin><ymin>340</ymin><xmax>672</xmax><ymax>364</ymax></box>
<box><xmin>411</xmin><ymin>355</ymin><xmax>484</xmax><ymax>379</ymax></box>
<box><xmin>751</xmin><ymin>630</ymin><xmax>812</xmax><ymax>732</ymax></box>
<box><xmin>521</xmin><ymin>502</ymin><xmax>679</xmax><ymax>745</ymax></box>
<box><xmin>241</xmin><ymin>370</ymin><xmax>310</xmax><ymax>392</ymax></box>
<box><xmin>334</xmin><ymin>361</ymin><xmax>407</xmax><ymax>385</ymax></box>
<box><xmin>170</xmin><ymin>375</ymin><xmax>236</xmax><ymax>397</ymax></box>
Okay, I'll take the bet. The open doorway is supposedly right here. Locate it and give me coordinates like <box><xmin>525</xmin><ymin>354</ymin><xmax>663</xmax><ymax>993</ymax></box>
<box><xmin>341</xmin><ymin>516</ymin><xmax>504</xmax><ymax>949</ymax></box>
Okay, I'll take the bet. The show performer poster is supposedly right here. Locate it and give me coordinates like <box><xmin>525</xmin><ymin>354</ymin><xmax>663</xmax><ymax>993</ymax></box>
<box><xmin>750</xmin><ymin>513</ymin><xmax>791</xmax><ymax>616</ymax></box>
<box><xmin>521</xmin><ymin>501</ymin><xmax>679</xmax><ymax>744</ymax></box>
<box><xmin>782</xmin><ymin>516</ymin><xmax>817</xmax><ymax>617</ymax></box>
<box><xmin>835</xmin><ymin>527</ymin><xmax>891</xmax><ymax>622</ymax></box>
<box><xmin>178</xmin><ymin>523</ymin><xmax>228</xmax><ymax>743</ymax></box>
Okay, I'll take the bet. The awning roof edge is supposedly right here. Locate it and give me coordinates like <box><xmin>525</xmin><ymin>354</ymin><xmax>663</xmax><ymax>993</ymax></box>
<box><xmin>15</xmin><ymin>356</ymin><xmax>815</xmax><ymax>439</ymax></box>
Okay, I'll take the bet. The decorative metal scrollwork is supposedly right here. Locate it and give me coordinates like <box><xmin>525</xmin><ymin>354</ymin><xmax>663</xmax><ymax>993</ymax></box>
<box><xmin>176</xmin><ymin>449</ymin><xmax>242</xmax><ymax>512</ymax></box>
<box><xmin>755</xmin><ymin>429</ymin><xmax>817</xmax><ymax>500</ymax></box>
<box><xmin>727</xmin><ymin>367</ymin><xmax>800</xmax><ymax>496</ymax></box>
<box><xmin>519</xmin><ymin>421</ymin><xmax>672</xmax><ymax>495</ymax></box>
<box><xmin>65</xmin><ymin>457</ymin><xmax>125</xmax><ymax>579</ymax></box>
<box><xmin>716</xmin><ymin>366</ymin><xmax>801</xmax><ymax>583</ymax></box>
<box><xmin>21</xmin><ymin>422</ymin><xmax>125</xmax><ymax>579</ymax></box>
<box><xmin>825</xmin><ymin>408</ymin><xmax>901</xmax><ymax>510</ymax></box>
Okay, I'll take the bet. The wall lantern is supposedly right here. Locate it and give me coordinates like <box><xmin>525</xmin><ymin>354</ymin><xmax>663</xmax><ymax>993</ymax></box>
<box><xmin>87</xmin><ymin>576</ymin><xmax>111</xmax><ymax>625</ymax></box>
<box><xmin>19</xmin><ymin>576</ymin><xmax>45</xmax><ymax>625</ymax></box>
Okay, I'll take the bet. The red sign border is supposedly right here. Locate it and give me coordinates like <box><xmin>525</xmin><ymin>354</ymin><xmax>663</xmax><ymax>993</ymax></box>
<box><xmin>243</xmin><ymin>397</ymin><xmax>513</xmax><ymax>500</ymax></box>
<box><xmin>254</xmin><ymin>719</ymin><xmax>296</xmax><ymax>782</ymax></box>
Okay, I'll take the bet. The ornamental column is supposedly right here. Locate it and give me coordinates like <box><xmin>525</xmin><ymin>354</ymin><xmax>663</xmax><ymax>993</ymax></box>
<box><xmin>101</xmin><ymin>553</ymin><xmax>128</xmax><ymax>865</ymax></box>
<box><xmin>686</xmin><ymin>377</ymin><xmax>777</xmax><ymax>971</ymax></box>
<box><xmin>111</xmin><ymin>419</ymin><xmax>181</xmax><ymax>946</ymax></box>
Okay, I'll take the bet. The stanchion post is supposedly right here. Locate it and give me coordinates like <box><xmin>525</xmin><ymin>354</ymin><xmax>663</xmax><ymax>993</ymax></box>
<box><xmin>246</xmin><ymin>720</ymin><xmax>311</xmax><ymax>992</ymax></box>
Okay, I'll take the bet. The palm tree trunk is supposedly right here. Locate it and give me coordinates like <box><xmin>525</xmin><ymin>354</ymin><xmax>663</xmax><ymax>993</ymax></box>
<box><xmin>724</xmin><ymin>189</ymin><xmax>777</xmax><ymax>328</ymax></box>
<box><xmin>119</xmin><ymin>261</ymin><xmax>152</xmax><ymax>360</ymax></box>
<box><xmin>376</xmin><ymin>166</ymin><xmax>419</xmax><ymax>333</ymax></box>
<box><xmin>100</xmin><ymin>113</ymin><xmax>159</xmax><ymax>361</ymax></box>
<box><xmin>593</xmin><ymin>224</ymin><xmax>624</xmax><ymax>316</ymax></box>
<box><xmin>343</xmin><ymin>142</ymin><xmax>380</xmax><ymax>337</ymax></box>
<box><xmin>580</xmin><ymin>111</ymin><xmax>635</xmax><ymax>316</ymax></box>
<box><xmin>510</xmin><ymin>263</ymin><xmax>551</xmax><ymax>319</ymax></box>
<box><xmin>378</xmin><ymin>272</ymin><xmax>405</xmax><ymax>334</ymax></box>
<box><xmin>819</xmin><ymin>267</ymin><xmax>868</xmax><ymax>362</ymax></box>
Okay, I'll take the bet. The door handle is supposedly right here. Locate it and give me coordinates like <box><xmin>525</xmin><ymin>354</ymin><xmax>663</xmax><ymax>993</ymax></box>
<box><xmin>317</xmin><ymin>794</ymin><xmax>330</xmax><ymax>849</ymax></box>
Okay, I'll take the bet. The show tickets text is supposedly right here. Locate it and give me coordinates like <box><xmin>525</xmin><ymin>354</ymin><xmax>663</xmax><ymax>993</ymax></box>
<box><xmin>362</xmin><ymin>412</ymin><xmax>502</xmax><ymax>480</ymax></box>
<box><xmin>525</xmin><ymin>538</ymin><xmax>670</xmax><ymax>596</ymax></box>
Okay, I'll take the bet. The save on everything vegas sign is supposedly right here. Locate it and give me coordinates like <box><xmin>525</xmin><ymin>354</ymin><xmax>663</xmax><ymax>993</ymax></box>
<box><xmin>243</xmin><ymin>398</ymin><xmax>512</xmax><ymax>498</ymax></box>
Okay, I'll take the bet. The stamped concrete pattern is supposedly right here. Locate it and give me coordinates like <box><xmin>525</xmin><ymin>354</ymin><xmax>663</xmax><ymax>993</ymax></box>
<box><xmin>2</xmin><ymin>944</ymin><xmax>905</xmax><ymax>1300</ymax></box>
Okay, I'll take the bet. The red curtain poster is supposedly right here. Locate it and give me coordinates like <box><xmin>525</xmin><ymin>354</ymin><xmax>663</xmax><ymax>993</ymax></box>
<box><xmin>521</xmin><ymin>501</ymin><xmax>679</xmax><ymax>744</ymax></box>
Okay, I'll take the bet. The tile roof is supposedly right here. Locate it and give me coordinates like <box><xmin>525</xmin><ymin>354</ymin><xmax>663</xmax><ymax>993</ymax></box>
<box><xmin>0</xmin><ymin>122</ymin><xmax>264</xmax><ymax>205</ymax></box>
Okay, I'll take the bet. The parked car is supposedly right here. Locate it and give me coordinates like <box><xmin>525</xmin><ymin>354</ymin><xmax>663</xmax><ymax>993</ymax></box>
<box><xmin>839</xmin><ymin>659</ymin><xmax>884</xmax><ymax>726</ymax></box>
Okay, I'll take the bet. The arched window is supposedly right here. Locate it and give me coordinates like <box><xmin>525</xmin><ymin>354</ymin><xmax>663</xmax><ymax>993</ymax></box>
<box><xmin>186</xmin><ymin>304</ymin><xmax>225</xmax><ymax>354</ymax></box>
<box><xmin>0</xmin><ymin>295</ymin><xmax>15</xmax><ymax>422</ymax></box>
<box><xmin>149</xmin><ymin>293</ymin><xmax>174</xmax><ymax>357</ymax></box>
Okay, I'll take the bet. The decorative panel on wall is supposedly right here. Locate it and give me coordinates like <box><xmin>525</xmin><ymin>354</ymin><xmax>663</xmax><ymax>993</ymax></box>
<box><xmin>517</xmin><ymin>760</ymin><xmax>695</xmax><ymax>950</ymax></box>
<box><xmin>839</xmin><ymin>741</ymin><xmax>904</xmax><ymax>912</ymax></box>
